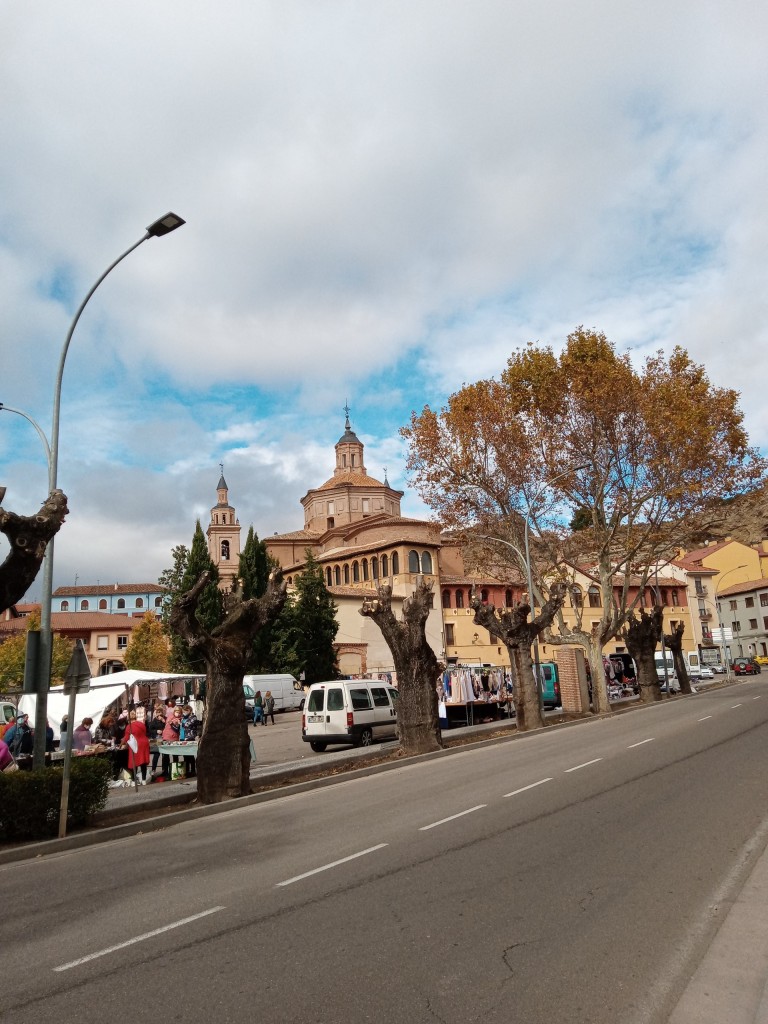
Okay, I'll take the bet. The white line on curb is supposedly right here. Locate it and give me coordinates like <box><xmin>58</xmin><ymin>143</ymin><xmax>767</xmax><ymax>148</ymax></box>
<box><xmin>54</xmin><ymin>906</ymin><xmax>225</xmax><ymax>971</ymax></box>
<box><xmin>276</xmin><ymin>844</ymin><xmax>388</xmax><ymax>886</ymax></box>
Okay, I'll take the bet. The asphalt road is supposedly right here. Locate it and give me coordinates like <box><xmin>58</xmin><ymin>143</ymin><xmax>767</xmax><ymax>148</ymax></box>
<box><xmin>2</xmin><ymin>680</ymin><xmax>767</xmax><ymax>1024</ymax></box>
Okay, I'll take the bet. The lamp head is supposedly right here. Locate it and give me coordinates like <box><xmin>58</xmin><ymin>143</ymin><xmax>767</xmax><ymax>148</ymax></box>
<box><xmin>146</xmin><ymin>212</ymin><xmax>185</xmax><ymax>237</ymax></box>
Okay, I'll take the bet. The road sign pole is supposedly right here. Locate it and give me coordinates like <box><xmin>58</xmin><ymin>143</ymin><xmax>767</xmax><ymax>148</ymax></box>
<box><xmin>57</xmin><ymin>640</ymin><xmax>92</xmax><ymax>839</ymax></box>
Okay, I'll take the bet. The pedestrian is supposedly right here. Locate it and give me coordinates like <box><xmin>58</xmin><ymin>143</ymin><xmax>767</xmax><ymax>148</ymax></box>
<box><xmin>59</xmin><ymin>715</ymin><xmax>69</xmax><ymax>750</ymax></box>
<box><xmin>252</xmin><ymin>690</ymin><xmax>264</xmax><ymax>725</ymax></box>
<box><xmin>45</xmin><ymin>721</ymin><xmax>55</xmax><ymax>753</ymax></box>
<box><xmin>263</xmin><ymin>690</ymin><xmax>275</xmax><ymax>726</ymax></box>
<box><xmin>0</xmin><ymin>738</ymin><xmax>15</xmax><ymax>772</ymax></box>
<box><xmin>180</xmin><ymin>704</ymin><xmax>198</xmax><ymax>778</ymax></box>
<box><xmin>147</xmin><ymin>704</ymin><xmax>168</xmax><ymax>780</ymax></box>
<box><xmin>72</xmin><ymin>717</ymin><xmax>94</xmax><ymax>751</ymax></box>
<box><xmin>4</xmin><ymin>713</ymin><xmax>33</xmax><ymax>757</ymax></box>
<box><xmin>122</xmin><ymin>709</ymin><xmax>151</xmax><ymax>785</ymax></box>
<box><xmin>162</xmin><ymin>706</ymin><xmax>183</xmax><ymax>778</ymax></box>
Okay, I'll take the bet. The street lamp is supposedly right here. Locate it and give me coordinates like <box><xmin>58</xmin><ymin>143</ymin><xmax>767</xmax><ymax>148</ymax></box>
<box><xmin>715</xmin><ymin>564</ymin><xmax>748</xmax><ymax>675</ymax></box>
<box><xmin>30</xmin><ymin>212</ymin><xmax>185</xmax><ymax>766</ymax></box>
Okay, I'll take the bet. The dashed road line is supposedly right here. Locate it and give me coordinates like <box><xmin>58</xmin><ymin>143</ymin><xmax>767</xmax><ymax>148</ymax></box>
<box><xmin>564</xmin><ymin>758</ymin><xmax>603</xmax><ymax>773</ymax></box>
<box><xmin>503</xmin><ymin>778</ymin><xmax>553</xmax><ymax>799</ymax></box>
<box><xmin>628</xmin><ymin>738</ymin><xmax>655</xmax><ymax>748</ymax></box>
<box><xmin>419</xmin><ymin>805</ymin><xmax>487</xmax><ymax>831</ymax></box>
<box><xmin>698</xmin><ymin>715</ymin><xmax>713</xmax><ymax>721</ymax></box>
<box><xmin>731</xmin><ymin>703</ymin><xmax>743</xmax><ymax>709</ymax></box>
<box><xmin>276</xmin><ymin>844</ymin><xmax>388</xmax><ymax>886</ymax></box>
<box><xmin>54</xmin><ymin>907</ymin><xmax>226</xmax><ymax>971</ymax></box>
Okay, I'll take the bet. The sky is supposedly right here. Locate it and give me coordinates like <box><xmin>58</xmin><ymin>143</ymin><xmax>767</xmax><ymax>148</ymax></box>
<box><xmin>1</xmin><ymin>1</ymin><xmax>767</xmax><ymax>598</ymax></box>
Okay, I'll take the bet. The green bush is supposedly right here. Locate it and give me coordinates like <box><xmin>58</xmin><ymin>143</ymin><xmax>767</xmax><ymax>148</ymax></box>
<box><xmin>0</xmin><ymin>757</ymin><xmax>112</xmax><ymax>841</ymax></box>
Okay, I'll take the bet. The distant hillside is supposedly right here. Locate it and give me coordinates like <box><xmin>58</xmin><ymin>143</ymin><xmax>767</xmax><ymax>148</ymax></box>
<box><xmin>690</xmin><ymin>484</ymin><xmax>768</xmax><ymax>547</ymax></box>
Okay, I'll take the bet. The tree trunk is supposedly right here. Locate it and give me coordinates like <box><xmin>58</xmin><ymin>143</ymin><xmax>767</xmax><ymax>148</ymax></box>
<box><xmin>170</xmin><ymin>569</ymin><xmax>287</xmax><ymax>803</ymax></box>
<box><xmin>622</xmin><ymin>607</ymin><xmax>663</xmax><ymax>703</ymax></box>
<box><xmin>470</xmin><ymin>583</ymin><xmax>566</xmax><ymax>731</ymax></box>
<box><xmin>665</xmin><ymin>622</ymin><xmax>692</xmax><ymax>695</ymax></box>
<box><xmin>0</xmin><ymin>490</ymin><xmax>68</xmax><ymax>613</ymax></box>
<box><xmin>360</xmin><ymin>580</ymin><xmax>443</xmax><ymax>755</ymax></box>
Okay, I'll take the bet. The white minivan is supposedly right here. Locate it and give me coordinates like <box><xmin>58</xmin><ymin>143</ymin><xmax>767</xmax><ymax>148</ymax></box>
<box><xmin>302</xmin><ymin>680</ymin><xmax>399</xmax><ymax>752</ymax></box>
<box><xmin>243</xmin><ymin>674</ymin><xmax>304</xmax><ymax>714</ymax></box>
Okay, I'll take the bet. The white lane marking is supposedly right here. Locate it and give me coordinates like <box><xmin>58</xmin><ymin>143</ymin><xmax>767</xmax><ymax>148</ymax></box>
<box><xmin>419</xmin><ymin>805</ymin><xmax>487</xmax><ymax>831</ymax></box>
<box><xmin>276</xmin><ymin>844</ymin><xmax>388</xmax><ymax>886</ymax></box>
<box><xmin>754</xmin><ymin>696</ymin><xmax>761</xmax><ymax>700</ymax></box>
<box><xmin>628</xmin><ymin>738</ymin><xmax>655</xmax><ymax>748</ymax></box>
<box><xmin>564</xmin><ymin>758</ymin><xmax>603</xmax><ymax>773</ymax></box>
<box><xmin>731</xmin><ymin>703</ymin><xmax>743</xmax><ymax>708</ymax></box>
<box><xmin>698</xmin><ymin>715</ymin><xmax>713</xmax><ymax>721</ymax></box>
<box><xmin>503</xmin><ymin>778</ymin><xmax>553</xmax><ymax>799</ymax></box>
<box><xmin>53</xmin><ymin>907</ymin><xmax>225</xmax><ymax>972</ymax></box>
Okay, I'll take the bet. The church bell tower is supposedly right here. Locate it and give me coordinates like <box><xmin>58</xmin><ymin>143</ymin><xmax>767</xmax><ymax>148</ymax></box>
<box><xmin>206</xmin><ymin>466</ymin><xmax>241</xmax><ymax>591</ymax></box>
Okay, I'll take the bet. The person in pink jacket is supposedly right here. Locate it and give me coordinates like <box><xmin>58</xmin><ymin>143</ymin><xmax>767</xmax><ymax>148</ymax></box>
<box><xmin>0</xmin><ymin>739</ymin><xmax>14</xmax><ymax>772</ymax></box>
<box><xmin>122</xmin><ymin>710</ymin><xmax>151</xmax><ymax>785</ymax></box>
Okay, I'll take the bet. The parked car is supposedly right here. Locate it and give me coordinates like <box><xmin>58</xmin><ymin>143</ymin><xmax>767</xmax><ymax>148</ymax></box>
<box><xmin>302</xmin><ymin>679</ymin><xmax>399</xmax><ymax>751</ymax></box>
<box><xmin>697</xmin><ymin>667</ymin><xmax>715</xmax><ymax>680</ymax></box>
<box><xmin>732</xmin><ymin>658</ymin><xmax>758</xmax><ymax>676</ymax></box>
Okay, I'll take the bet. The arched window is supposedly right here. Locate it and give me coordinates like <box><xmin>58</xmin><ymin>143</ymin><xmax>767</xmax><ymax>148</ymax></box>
<box><xmin>334</xmin><ymin>565</ymin><xmax>341</xmax><ymax>586</ymax></box>
<box><xmin>98</xmin><ymin>599</ymin><xmax>107</xmax><ymax>610</ymax></box>
<box><xmin>442</xmin><ymin>589</ymin><xmax>451</xmax><ymax>608</ymax></box>
<box><xmin>408</xmin><ymin>550</ymin><xmax>420</xmax><ymax>573</ymax></box>
<box><xmin>80</xmin><ymin>600</ymin><xmax>89</xmax><ymax>611</ymax></box>
<box><xmin>381</xmin><ymin>554</ymin><xmax>389</xmax><ymax>577</ymax></box>
<box><xmin>343</xmin><ymin>564</ymin><xmax>350</xmax><ymax>584</ymax></box>
<box><xmin>456</xmin><ymin>589</ymin><xmax>464</xmax><ymax>609</ymax></box>
<box><xmin>353</xmin><ymin>561</ymin><xmax>360</xmax><ymax>583</ymax></box>
<box><xmin>221</xmin><ymin>540</ymin><xmax>230</xmax><ymax>561</ymax></box>
<box><xmin>117</xmin><ymin>598</ymin><xmax>125</xmax><ymax>609</ymax></box>
<box><xmin>505</xmin><ymin>589</ymin><xmax>513</xmax><ymax>607</ymax></box>
<box><xmin>391</xmin><ymin>551</ymin><xmax>399</xmax><ymax>574</ymax></box>
<box><xmin>326</xmin><ymin>567</ymin><xmax>332</xmax><ymax>587</ymax></box>
<box><xmin>481</xmin><ymin>589</ymin><xmax>489</xmax><ymax>604</ymax></box>
<box><xmin>362</xmin><ymin>559</ymin><xmax>369</xmax><ymax>581</ymax></box>
<box><xmin>421</xmin><ymin>551</ymin><xmax>433</xmax><ymax>575</ymax></box>
<box><xmin>155</xmin><ymin>597</ymin><xmax>162</xmax><ymax>607</ymax></box>
<box><xmin>135</xmin><ymin>598</ymin><xmax>144</xmax><ymax>609</ymax></box>
<box><xmin>61</xmin><ymin>600</ymin><xmax>69</xmax><ymax>611</ymax></box>
<box><xmin>571</xmin><ymin>586</ymin><xmax>583</xmax><ymax>608</ymax></box>
<box><xmin>371</xmin><ymin>557</ymin><xmax>379</xmax><ymax>579</ymax></box>
<box><xmin>587</xmin><ymin>586</ymin><xmax>601</xmax><ymax>608</ymax></box>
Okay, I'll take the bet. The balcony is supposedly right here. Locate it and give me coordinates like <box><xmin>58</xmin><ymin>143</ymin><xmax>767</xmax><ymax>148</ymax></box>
<box><xmin>698</xmin><ymin>609</ymin><xmax>712</xmax><ymax>620</ymax></box>
<box><xmin>694</xmin><ymin>585</ymin><xmax>708</xmax><ymax>598</ymax></box>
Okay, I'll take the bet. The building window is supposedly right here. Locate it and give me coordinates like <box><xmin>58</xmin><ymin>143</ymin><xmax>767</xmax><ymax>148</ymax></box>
<box><xmin>343</xmin><ymin>564</ymin><xmax>350</xmax><ymax>585</ymax></box>
<box><xmin>326</xmin><ymin>568</ymin><xmax>332</xmax><ymax>587</ymax></box>
<box><xmin>571</xmin><ymin>586</ymin><xmax>583</xmax><ymax>607</ymax></box>
<box><xmin>99</xmin><ymin>599</ymin><xmax>107</xmax><ymax>610</ymax></box>
<box><xmin>80</xmin><ymin>600</ymin><xmax>89</xmax><ymax>611</ymax></box>
<box><xmin>221</xmin><ymin>540</ymin><xmax>230</xmax><ymax>561</ymax></box>
<box><xmin>445</xmin><ymin>623</ymin><xmax>455</xmax><ymax>646</ymax></box>
<box><xmin>362</xmin><ymin>498</ymin><xmax>370</xmax><ymax>515</ymax></box>
<box><xmin>342</xmin><ymin>455</ymin><xmax>347</xmax><ymax>467</ymax></box>
<box><xmin>505</xmin><ymin>589</ymin><xmax>513</xmax><ymax>607</ymax></box>
<box><xmin>371</xmin><ymin>557</ymin><xmax>379</xmax><ymax>579</ymax></box>
<box><xmin>391</xmin><ymin>552</ymin><xmax>399</xmax><ymax>574</ymax></box>
<box><xmin>750</xmin><ymin>619</ymin><xmax>758</xmax><ymax>629</ymax></box>
<box><xmin>350</xmin><ymin>455</ymin><xmax>355</xmax><ymax>467</ymax></box>
<box><xmin>155</xmin><ymin>597</ymin><xmax>162</xmax><ymax>607</ymax></box>
<box><xmin>362</xmin><ymin>559</ymin><xmax>369</xmax><ymax>581</ymax></box>
<box><xmin>421</xmin><ymin>551</ymin><xmax>433</xmax><ymax>575</ymax></box>
<box><xmin>671</xmin><ymin>589</ymin><xmax>679</xmax><ymax>606</ymax></box>
<box><xmin>327</xmin><ymin>501</ymin><xmax>335</xmax><ymax>515</ymax></box>
<box><xmin>117</xmin><ymin>599</ymin><xmax>125</xmax><ymax>609</ymax></box>
<box><xmin>442</xmin><ymin>590</ymin><xmax>451</xmax><ymax>608</ymax></box>
<box><xmin>746</xmin><ymin>596</ymin><xmax>755</xmax><ymax>608</ymax></box>
<box><xmin>353</xmin><ymin>561</ymin><xmax>360</xmax><ymax>583</ymax></box>
<box><xmin>117</xmin><ymin>635</ymin><xmax>128</xmax><ymax>650</ymax></box>
<box><xmin>327</xmin><ymin>517</ymin><xmax>335</xmax><ymax>529</ymax></box>
<box><xmin>381</xmin><ymin>554</ymin><xmax>389</xmax><ymax>577</ymax></box>
<box><xmin>135</xmin><ymin>598</ymin><xmax>144</xmax><ymax>608</ymax></box>
<box><xmin>61</xmin><ymin>600</ymin><xmax>69</xmax><ymax>611</ymax></box>
<box><xmin>97</xmin><ymin>635</ymin><xmax>108</xmax><ymax>650</ymax></box>
<box><xmin>729</xmin><ymin>600</ymin><xmax>737</xmax><ymax>611</ymax></box>
<box><xmin>732</xmin><ymin>621</ymin><xmax>741</xmax><ymax>632</ymax></box>
<box><xmin>588</xmin><ymin>587</ymin><xmax>601</xmax><ymax>608</ymax></box>
<box><xmin>481</xmin><ymin>589</ymin><xmax>489</xmax><ymax>604</ymax></box>
<box><xmin>764</xmin><ymin>616</ymin><xmax>768</xmax><ymax>630</ymax></box>
<box><xmin>456</xmin><ymin>590</ymin><xmax>464</xmax><ymax>609</ymax></box>
<box><xmin>334</xmin><ymin>566</ymin><xmax>341</xmax><ymax>586</ymax></box>
<box><xmin>408</xmin><ymin>550</ymin><xmax>420</xmax><ymax>573</ymax></box>
<box><xmin>760</xmin><ymin>594</ymin><xmax>768</xmax><ymax>607</ymax></box>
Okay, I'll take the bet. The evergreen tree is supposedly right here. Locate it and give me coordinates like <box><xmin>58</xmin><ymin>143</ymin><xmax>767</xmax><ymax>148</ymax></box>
<box><xmin>271</xmin><ymin>550</ymin><xmax>338</xmax><ymax>683</ymax></box>
<box><xmin>162</xmin><ymin>524</ymin><xmax>222</xmax><ymax>672</ymax></box>
<box><xmin>239</xmin><ymin>526</ymin><xmax>281</xmax><ymax>672</ymax></box>
<box><xmin>125</xmin><ymin>612</ymin><xmax>170</xmax><ymax>672</ymax></box>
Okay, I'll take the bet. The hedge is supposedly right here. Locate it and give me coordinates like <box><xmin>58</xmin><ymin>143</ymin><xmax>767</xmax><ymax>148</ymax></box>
<box><xmin>0</xmin><ymin>757</ymin><xmax>112</xmax><ymax>841</ymax></box>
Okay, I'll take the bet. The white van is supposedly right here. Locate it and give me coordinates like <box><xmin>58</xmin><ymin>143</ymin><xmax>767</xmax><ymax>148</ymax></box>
<box><xmin>302</xmin><ymin>680</ymin><xmax>399</xmax><ymax>752</ymax></box>
<box><xmin>243</xmin><ymin>674</ymin><xmax>304</xmax><ymax>714</ymax></box>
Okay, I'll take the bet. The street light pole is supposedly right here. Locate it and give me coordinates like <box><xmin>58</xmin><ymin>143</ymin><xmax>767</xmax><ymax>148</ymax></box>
<box><xmin>31</xmin><ymin>213</ymin><xmax>185</xmax><ymax>766</ymax></box>
<box><xmin>714</xmin><ymin>564</ymin><xmax>748</xmax><ymax>676</ymax></box>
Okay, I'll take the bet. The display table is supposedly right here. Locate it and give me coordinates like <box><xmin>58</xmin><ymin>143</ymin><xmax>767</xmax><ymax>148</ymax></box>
<box><xmin>155</xmin><ymin>739</ymin><xmax>256</xmax><ymax>761</ymax></box>
<box><xmin>441</xmin><ymin>700</ymin><xmax>510</xmax><ymax>728</ymax></box>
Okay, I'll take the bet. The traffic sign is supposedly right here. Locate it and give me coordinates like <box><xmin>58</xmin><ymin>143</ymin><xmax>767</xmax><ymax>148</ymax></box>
<box><xmin>63</xmin><ymin>639</ymin><xmax>91</xmax><ymax>694</ymax></box>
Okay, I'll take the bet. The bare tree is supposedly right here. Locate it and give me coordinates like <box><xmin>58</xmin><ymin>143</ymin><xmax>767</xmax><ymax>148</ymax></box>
<box><xmin>0</xmin><ymin>490</ymin><xmax>68</xmax><ymax>614</ymax></box>
<box><xmin>360</xmin><ymin>579</ymin><xmax>443</xmax><ymax>755</ymax></box>
<box><xmin>170</xmin><ymin>568</ymin><xmax>287</xmax><ymax>803</ymax></box>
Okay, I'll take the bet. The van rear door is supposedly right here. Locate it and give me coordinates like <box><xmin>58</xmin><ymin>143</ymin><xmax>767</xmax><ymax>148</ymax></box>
<box><xmin>305</xmin><ymin>686</ymin><xmax>327</xmax><ymax>738</ymax></box>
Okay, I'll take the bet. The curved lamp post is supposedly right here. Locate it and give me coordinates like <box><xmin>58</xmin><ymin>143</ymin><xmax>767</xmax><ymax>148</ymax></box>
<box><xmin>715</xmin><ymin>564</ymin><xmax>748</xmax><ymax>675</ymax></box>
<box><xmin>31</xmin><ymin>212</ymin><xmax>185</xmax><ymax>766</ymax></box>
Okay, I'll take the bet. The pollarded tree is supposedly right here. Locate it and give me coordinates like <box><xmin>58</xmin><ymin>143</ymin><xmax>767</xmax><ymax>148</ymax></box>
<box><xmin>170</xmin><ymin>568</ymin><xmax>287</xmax><ymax>803</ymax></box>
<box><xmin>664</xmin><ymin>621</ymin><xmax>692</xmax><ymax>695</ymax></box>
<box><xmin>403</xmin><ymin>328</ymin><xmax>764</xmax><ymax>715</ymax></box>
<box><xmin>0</xmin><ymin>490</ymin><xmax>69</xmax><ymax>614</ymax></box>
<box><xmin>360</xmin><ymin>579</ymin><xmax>443</xmax><ymax>755</ymax></box>
<box><xmin>124</xmin><ymin>612</ymin><xmax>170</xmax><ymax>672</ymax></box>
<box><xmin>621</xmin><ymin>606</ymin><xmax>664</xmax><ymax>703</ymax></box>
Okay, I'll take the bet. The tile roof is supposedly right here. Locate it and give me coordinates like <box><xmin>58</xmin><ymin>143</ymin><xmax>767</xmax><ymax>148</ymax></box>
<box><xmin>716</xmin><ymin>579</ymin><xmax>768</xmax><ymax>598</ymax></box>
<box><xmin>681</xmin><ymin>541</ymin><xmax>731</xmax><ymax>565</ymax></box>
<box><xmin>315</xmin><ymin>472</ymin><xmax>387</xmax><ymax>490</ymax></box>
<box><xmin>52</xmin><ymin>583</ymin><xmax>166</xmax><ymax>597</ymax></box>
<box><xmin>270</xmin><ymin>530</ymin><xmax>321</xmax><ymax>542</ymax></box>
<box><xmin>0</xmin><ymin>612</ymin><xmax>140</xmax><ymax>634</ymax></box>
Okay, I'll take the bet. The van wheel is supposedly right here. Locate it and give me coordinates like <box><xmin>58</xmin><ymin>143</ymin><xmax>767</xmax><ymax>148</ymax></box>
<box><xmin>357</xmin><ymin>728</ymin><xmax>373</xmax><ymax>748</ymax></box>
<box><xmin>309</xmin><ymin>741</ymin><xmax>327</xmax><ymax>752</ymax></box>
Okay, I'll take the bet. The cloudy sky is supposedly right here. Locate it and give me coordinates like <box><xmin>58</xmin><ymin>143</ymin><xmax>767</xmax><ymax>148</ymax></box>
<box><xmin>1</xmin><ymin>1</ymin><xmax>767</xmax><ymax>597</ymax></box>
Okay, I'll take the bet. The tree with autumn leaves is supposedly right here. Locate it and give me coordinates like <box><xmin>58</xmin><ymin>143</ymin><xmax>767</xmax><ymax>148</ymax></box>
<box><xmin>403</xmin><ymin>328</ymin><xmax>763</xmax><ymax>714</ymax></box>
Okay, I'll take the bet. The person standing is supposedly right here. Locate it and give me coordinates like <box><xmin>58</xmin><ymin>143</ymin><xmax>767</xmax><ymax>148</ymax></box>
<box><xmin>122</xmin><ymin>710</ymin><xmax>151</xmax><ymax>785</ymax></box>
<box><xmin>147</xmin><ymin>704</ymin><xmax>168</xmax><ymax>780</ymax></box>
<box><xmin>5</xmin><ymin>714</ymin><xmax>33</xmax><ymax>756</ymax></box>
<box><xmin>263</xmin><ymin>691</ymin><xmax>275</xmax><ymax>726</ymax></box>
<box><xmin>252</xmin><ymin>690</ymin><xmax>264</xmax><ymax>725</ymax></box>
<box><xmin>180</xmin><ymin>704</ymin><xmax>198</xmax><ymax>779</ymax></box>
<box><xmin>72</xmin><ymin>718</ymin><xmax>94</xmax><ymax>751</ymax></box>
